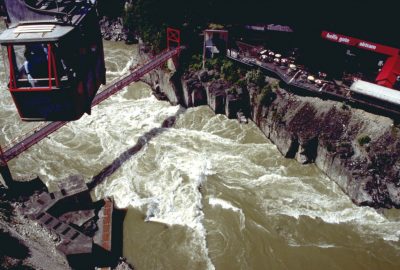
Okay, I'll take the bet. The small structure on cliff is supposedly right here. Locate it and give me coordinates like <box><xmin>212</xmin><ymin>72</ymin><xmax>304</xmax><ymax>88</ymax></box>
<box><xmin>203</xmin><ymin>29</ymin><xmax>228</xmax><ymax>68</ymax></box>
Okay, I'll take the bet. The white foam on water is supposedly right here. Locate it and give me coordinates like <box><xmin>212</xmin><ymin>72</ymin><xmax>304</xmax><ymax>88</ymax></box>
<box><xmin>143</xmin><ymin>155</ymin><xmax>215</xmax><ymax>270</ymax></box>
<box><xmin>105</xmin><ymin>54</ymin><xmax>136</xmax><ymax>77</ymax></box>
<box><xmin>252</xmin><ymin>172</ymin><xmax>400</xmax><ymax>244</ymax></box>
<box><xmin>179</xmin><ymin>124</ymin><xmax>400</xmax><ymax>248</ymax></box>
<box><xmin>166</xmin><ymin>120</ymin><xmax>400</xmax><ymax>247</ymax></box>
<box><xmin>317</xmin><ymin>243</ymin><xmax>337</xmax><ymax>249</ymax></box>
<box><xmin>208</xmin><ymin>197</ymin><xmax>240</xmax><ymax>212</ymax></box>
<box><xmin>383</xmin><ymin>234</ymin><xmax>400</xmax><ymax>242</ymax></box>
<box><xmin>209</xmin><ymin>197</ymin><xmax>246</xmax><ymax>231</ymax></box>
<box><xmin>288</xmin><ymin>242</ymin><xmax>337</xmax><ymax>249</ymax></box>
<box><xmin>95</xmin><ymin>139</ymin><xmax>216</xmax><ymax>270</ymax></box>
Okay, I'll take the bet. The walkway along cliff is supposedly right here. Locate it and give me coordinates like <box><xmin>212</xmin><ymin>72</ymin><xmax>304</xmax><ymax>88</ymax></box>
<box><xmin>138</xmin><ymin>47</ymin><xmax>400</xmax><ymax>209</ymax></box>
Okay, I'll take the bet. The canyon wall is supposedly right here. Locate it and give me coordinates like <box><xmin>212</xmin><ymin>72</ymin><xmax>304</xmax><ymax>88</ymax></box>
<box><xmin>142</xmin><ymin>60</ymin><xmax>400</xmax><ymax>208</ymax></box>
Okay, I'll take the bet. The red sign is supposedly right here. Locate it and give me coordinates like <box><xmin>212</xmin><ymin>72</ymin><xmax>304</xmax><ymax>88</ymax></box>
<box><xmin>321</xmin><ymin>30</ymin><xmax>400</xmax><ymax>56</ymax></box>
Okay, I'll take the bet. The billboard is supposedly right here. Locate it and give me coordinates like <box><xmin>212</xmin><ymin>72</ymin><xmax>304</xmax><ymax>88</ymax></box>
<box><xmin>321</xmin><ymin>31</ymin><xmax>400</xmax><ymax>56</ymax></box>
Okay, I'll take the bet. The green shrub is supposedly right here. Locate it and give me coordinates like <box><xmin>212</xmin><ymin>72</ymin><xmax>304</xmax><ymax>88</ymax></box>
<box><xmin>357</xmin><ymin>135</ymin><xmax>371</xmax><ymax>146</ymax></box>
<box><xmin>225</xmin><ymin>73</ymin><xmax>240</xmax><ymax>84</ymax></box>
<box><xmin>341</xmin><ymin>101</ymin><xmax>349</xmax><ymax>110</ymax></box>
<box><xmin>258</xmin><ymin>84</ymin><xmax>276</xmax><ymax>105</ymax></box>
<box><xmin>270</xmin><ymin>81</ymin><xmax>279</xmax><ymax>90</ymax></box>
<box><xmin>236</xmin><ymin>79</ymin><xmax>247</xmax><ymax>89</ymax></box>
<box><xmin>205</xmin><ymin>57</ymin><xmax>226</xmax><ymax>71</ymax></box>
<box><xmin>188</xmin><ymin>54</ymin><xmax>203</xmax><ymax>71</ymax></box>
<box><xmin>189</xmin><ymin>63</ymin><xmax>202</xmax><ymax>71</ymax></box>
<box><xmin>220</xmin><ymin>59</ymin><xmax>241</xmax><ymax>83</ymax></box>
<box><xmin>237</xmin><ymin>68</ymin><xmax>246</xmax><ymax>78</ymax></box>
<box><xmin>227</xmin><ymin>87</ymin><xmax>238</xmax><ymax>95</ymax></box>
<box><xmin>246</xmin><ymin>69</ymin><xmax>265</xmax><ymax>87</ymax></box>
<box><xmin>191</xmin><ymin>54</ymin><xmax>202</xmax><ymax>63</ymax></box>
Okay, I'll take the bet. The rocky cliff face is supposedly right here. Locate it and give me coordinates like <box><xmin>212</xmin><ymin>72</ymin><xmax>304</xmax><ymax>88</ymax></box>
<box><xmin>136</xmin><ymin>44</ymin><xmax>182</xmax><ymax>105</ymax></box>
<box><xmin>252</xmin><ymin>87</ymin><xmax>400</xmax><ymax>208</ymax></box>
<box><xmin>99</xmin><ymin>17</ymin><xmax>128</xmax><ymax>42</ymax></box>
<box><xmin>146</xmin><ymin>65</ymin><xmax>400</xmax><ymax>208</ymax></box>
<box><xmin>97</xmin><ymin>0</ymin><xmax>137</xmax><ymax>44</ymax></box>
<box><xmin>143</xmin><ymin>67</ymin><xmax>181</xmax><ymax>105</ymax></box>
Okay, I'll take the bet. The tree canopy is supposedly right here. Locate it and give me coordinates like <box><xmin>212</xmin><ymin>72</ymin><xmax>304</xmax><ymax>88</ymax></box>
<box><xmin>118</xmin><ymin>0</ymin><xmax>399</xmax><ymax>50</ymax></box>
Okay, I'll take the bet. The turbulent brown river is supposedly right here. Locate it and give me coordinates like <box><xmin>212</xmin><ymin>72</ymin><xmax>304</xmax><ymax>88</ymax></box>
<box><xmin>1</xmin><ymin>35</ymin><xmax>400</xmax><ymax>269</ymax></box>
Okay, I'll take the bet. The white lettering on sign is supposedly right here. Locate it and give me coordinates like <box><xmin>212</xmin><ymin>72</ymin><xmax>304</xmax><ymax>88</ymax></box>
<box><xmin>326</xmin><ymin>33</ymin><xmax>338</xmax><ymax>41</ymax></box>
<box><xmin>338</xmin><ymin>37</ymin><xmax>350</xmax><ymax>43</ymax></box>
<box><xmin>359</xmin><ymin>42</ymin><xmax>377</xmax><ymax>50</ymax></box>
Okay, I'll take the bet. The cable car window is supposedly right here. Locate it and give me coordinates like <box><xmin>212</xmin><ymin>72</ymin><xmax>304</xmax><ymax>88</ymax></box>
<box><xmin>5</xmin><ymin>43</ymin><xmax>61</xmax><ymax>91</ymax></box>
<box><xmin>12</xmin><ymin>45</ymin><xmax>25</xmax><ymax>71</ymax></box>
<box><xmin>23</xmin><ymin>44</ymin><xmax>49</xmax><ymax>87</ymax></box>
<box><xmin>53</xmin><ymin>43</ymin><xmax>76</xmax><ymax>82</ymax></box>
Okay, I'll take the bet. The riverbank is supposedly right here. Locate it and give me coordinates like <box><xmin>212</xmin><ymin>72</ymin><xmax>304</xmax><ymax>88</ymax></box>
<box><xmin>0</xmin><ymin>183</ymin><xmax>70</xmax><ymax>269</ymax></box>
<box><xmin>139</xmin><ymin>52</ymin><xmax>400</xmax><ymax>209</ymax></box>
<box><xmin>0</xmin><ymin>178</ymin><xmax>133</xmax><ymax>270</ymax></box>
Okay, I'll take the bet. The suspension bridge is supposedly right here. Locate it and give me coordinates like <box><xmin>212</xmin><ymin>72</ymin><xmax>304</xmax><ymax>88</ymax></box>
<box><xmin>1</xmin><ymin>35</ymin><xmax>181</xmax><ymax>187</ymax></box>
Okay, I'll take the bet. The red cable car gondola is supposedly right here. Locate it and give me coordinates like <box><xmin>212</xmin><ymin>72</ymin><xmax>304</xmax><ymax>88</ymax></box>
<box><xmin>0</xmin><ymin>0</ymin><xmax>106</xmax><ymax>121</ymax></box>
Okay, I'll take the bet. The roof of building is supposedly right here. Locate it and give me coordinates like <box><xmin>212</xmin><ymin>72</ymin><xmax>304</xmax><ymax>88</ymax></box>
<box><xmin>350</xmin><ymin>80</ymin><xmax>400</xmax><ymax>106</ymax></box>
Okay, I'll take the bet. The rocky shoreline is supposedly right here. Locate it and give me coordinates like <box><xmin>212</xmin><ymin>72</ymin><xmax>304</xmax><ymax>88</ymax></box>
<box><xmin>0</xmin><ymin>178</ymin><xmax>133</xmax><ymax>270</ymax></box>
<box><xmin>253</xmin><ymin>86</ymin><xmax>400</xmax><ymax>208</ymax></box>
<box><xmin>140</xmin><ymin>56</ymin><xmax>400</xmax><ymax>209</ymax></box>
<box><xmin>99</xmin><ymin>16</ymin><xmax>137</xmax><ymax>44</ymax></box>
<box><xmin>0</xmin><ymin>182</ymin><xmax>70</xmax><ymax>269</ymax></box>
<box><xmin>99</xmin><ymin>17</ymin><xmax>127</xmax><ymax>42</ymax></box>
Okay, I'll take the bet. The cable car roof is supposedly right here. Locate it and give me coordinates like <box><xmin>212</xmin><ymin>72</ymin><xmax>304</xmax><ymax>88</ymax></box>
<box><xmin>0</xmin><ymin>23</ymin><xmax>74</xmax><ymax>44</ymax></box>
<box><xmin>3</xmin><ymin>0</ymin><xmax>94</xmax><ymax>27</ymax></box>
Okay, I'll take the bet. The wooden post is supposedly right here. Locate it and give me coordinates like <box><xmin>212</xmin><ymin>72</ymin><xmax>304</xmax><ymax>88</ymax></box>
<box><xmin>0</xmin><ymin>145</ymin><xmax>13</xmax><ymax>188</ymax></box>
